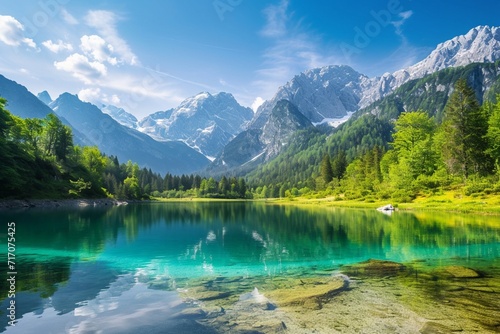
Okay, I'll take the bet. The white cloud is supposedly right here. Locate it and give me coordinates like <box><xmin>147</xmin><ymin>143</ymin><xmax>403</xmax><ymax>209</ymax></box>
<box><xmin>54</xmin><ymin>53</ymin><xmax>107</xmax><ymax>84</ymax></box>
<box><xmin>78</xmin><ymin>87</ymin><xmax>102</xmax><ymax>103</ymax></box>
<box><xmin>61</xmin><ymin>9</ymin><xmax>78</xmax><ymax>25</ymax></box>
<box><xmin>0</xmin><ymin>15</ymin><xmax>37</xmax><ymax>49</ymax></box>
<box><xmin>43</xmin><ymin>39</ymin><xmax>73</xmax><ymax>53</ymax></box>
<box><xmin>85</xmin><ymin>10</ymin><xmax>138</xmax><ymax>66</ymax></box>
<box><xmin>251</xmin><ymin>97</ymin><xmax>265</xmax><ymax>112</ymax></box>
<box><xmin>110</xmin><ymin>94</ymin><xmax>121</xmax><ymax>104</ymax></box>
<box><xmin>80</xmin><ymin>35</ymin><xmax>118</xmax><ymax>65</ymax></box>
<box><xmin>78</xmin><ymin>87</ymin><xmax>122</xmax><ymax>106</ymax></box>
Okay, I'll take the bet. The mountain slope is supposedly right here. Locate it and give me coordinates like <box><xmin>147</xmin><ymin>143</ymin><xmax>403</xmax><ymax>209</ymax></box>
<box><xmin>0</xmin><ymin>75</ymin><xmax>56</xmax><ymax>119</ymax></box>
<box><xmin>138</xmin><ymin>92</ymin><xmax>253</xmax><ymax>158</ymax></box>
<box><xmin>252</xmin><ymin>65</ymin><xmax>368</xmax><ymax>128</ymax></box>
<box><xmin>100</xmin><ymin>104</ymin><xmax>138</xmax><ymax>129</ymax></box>
<box><xmin>246</xmin><ymin>62</ymin><xmax>500</xmax><ymax>187</ymax></box>
<box><xmin>209</xmin><ymin>100</ymin><xmax>313</xmax><ymax>173</ymax></box>
<box><xmin>361</xmin><ymin>25</ymin><xmax>500</xmax><ymax>108</ymax></box>
<box><xmin>37</xmin><ymin>90</ymin><xmax>53</xmax><ymax>105</ymax></box>
<box><xmin>0</xmin><ymin>75</ymin><xmax>91</xmax><ymax>146</ymax></box>
<box><xmin>50</xmin><ymin>93</ymin><xmax>209</xmax><ymax>175</ymax></box>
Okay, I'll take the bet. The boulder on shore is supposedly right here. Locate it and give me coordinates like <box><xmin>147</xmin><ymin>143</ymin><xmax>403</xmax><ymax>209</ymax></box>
<box><xmin>377</xmin><ymin>204</ymin><xmax>395</xmax><ymax>212</ymax></box>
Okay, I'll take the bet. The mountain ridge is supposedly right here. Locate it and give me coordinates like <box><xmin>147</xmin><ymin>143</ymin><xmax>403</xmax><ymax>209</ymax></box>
<box><xmin>138</xmin><ymin>91</ymin><xmax>253</xmax><ymax>158</ymax></box>
<box><xmin>49</xmin><ymin>93</ymin><xmax>209</xmax><ymax>175</ymax></box>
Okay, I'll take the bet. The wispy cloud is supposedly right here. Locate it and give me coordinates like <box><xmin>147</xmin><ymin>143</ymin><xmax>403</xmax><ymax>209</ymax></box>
<box><xmin>260</xmin><ymin>0</ymin><xmax>289</xmax><ymax>38</ymax></box>
<box><xmin>391</xmin><ymin>10</ymin><xmax>413</xmax><ymax>44</ymax></box>
<box><xmin>253</xmin><ymin>0</ymin><xmax>338</xmax><ymax>100</ymax></box>
<box><xmin>61</xmin><ymin>9</ymin><xmax>79</xmax><ymax>25</ymax></box>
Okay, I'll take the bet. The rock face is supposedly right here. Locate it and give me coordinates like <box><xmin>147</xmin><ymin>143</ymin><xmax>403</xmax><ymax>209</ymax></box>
<box><xmin>361</xmin><ymin>25</ymin><xmax>500</xmax><ymax>108</ymax></box>
<box><xmin>100</xmin><ymin>104</ymin><xmax>138</xmax><ymax>129</ymax></box>
<box><xmin>37</xmin><ymin>90</ymin><xmax>53</xmax><ymax>105</ymax></box>
<box><xmin>253</xmin><ymin>65</ymin><xmax>368</xmax><ymax>128</ymax></box>
<box><xmin>138</xmin><ymin>92</ymin><xmax>253</xmax><ymax>159</ymax></box>
<box><xmin>211</xmin><ymin>100</ymin><xmax>313</xmax><ymax>170</ymax></box>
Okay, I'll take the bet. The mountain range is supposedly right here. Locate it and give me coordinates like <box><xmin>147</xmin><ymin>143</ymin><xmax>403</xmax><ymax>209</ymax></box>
<box><xmin>1</xmin><ymin>25</ymin><xmax>500</xmax><ymax>176</ymax></box>
<box><xmin>209</xmin><ymin>25</ymin><xmax>500</xmax><ymax>171</ymax></box>
<box><xmin>137</xmin><ymin>92</ymin><xmax>253</xmax><ymax>159</ymax></box>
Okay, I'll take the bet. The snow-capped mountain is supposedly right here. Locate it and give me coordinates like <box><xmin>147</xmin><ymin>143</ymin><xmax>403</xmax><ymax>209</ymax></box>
<box><xmin>252</xmin><ymin>65</ymin><xmax>369</xmax><ymax>129</ymax></box>
<box><xmin>100</xmin><ymin>104</ymin><xmax>138</xmax><ymax>129</ymax></box>
<box><xmin>50</xmin><ymin>93</ymin><xmax>209</xmax><ymax>175</ymax></box>
<box><xmin>138</xmin><ymin>92</ymin><xmax>253</xmax><ymax>159</ymax></box>
<box><xmin>210</xmin><ymin>100</ymin><xmax>313</xmax><ymax>170</ymax></box>
<box><xmin>361</xmin><ymin>25</ymin><xmax>500</xmax><ymax>108</ymax></box>
<box><xmin>212</xmin><ymin>25</ymin><xmax>500</xmax><ymax>173</ymax></box>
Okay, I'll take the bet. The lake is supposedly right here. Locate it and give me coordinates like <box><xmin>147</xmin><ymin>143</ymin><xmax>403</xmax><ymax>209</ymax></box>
<box><xmin>0</xmin><ymin>202</ymin><xmax>499</xmax><ymax>333</ymax></box>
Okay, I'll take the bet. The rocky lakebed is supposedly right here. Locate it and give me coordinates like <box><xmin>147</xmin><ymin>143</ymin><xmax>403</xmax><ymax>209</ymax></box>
<box><xmin>140</xmin><ymin>259</ymin><xmax>500</xmax><ymax>334</ymax></box>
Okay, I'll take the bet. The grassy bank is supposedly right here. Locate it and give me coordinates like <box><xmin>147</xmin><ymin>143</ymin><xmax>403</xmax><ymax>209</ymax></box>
<box><xmin>265</xmin><ymin>190</ymin><xmax>500</xmax><ymax>215</ymax></box>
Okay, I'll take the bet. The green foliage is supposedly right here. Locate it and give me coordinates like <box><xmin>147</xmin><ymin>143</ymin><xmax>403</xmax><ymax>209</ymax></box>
<box><xmin>68</xmin><ymin>178</ymin><xmax>92</xmax><ymax>196</ymax></box>
<box><xmin>440</xmin><ymin>79</ymin><xmax>491</xmax><ymax>177</ymax></box>
<box><xmin>486</xmin><ymin>95</ymin><xmax>500</xmax><ymax>165</ymax></box>
<box><xmin>320</xmin><ymin>154</ymin><xmax>334</xmax><ymax>184</ymax></box>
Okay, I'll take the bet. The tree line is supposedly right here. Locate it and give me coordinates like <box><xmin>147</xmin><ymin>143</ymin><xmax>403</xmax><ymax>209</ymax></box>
<box><xmin>317</xmin><ymin>79</ymin><xmax>500</xmax><ymax>202</ymax></box>
<box><xmin>0</xmin><ymin>98</ymin><xmax>249</xmax><ymax>200</ymax></box>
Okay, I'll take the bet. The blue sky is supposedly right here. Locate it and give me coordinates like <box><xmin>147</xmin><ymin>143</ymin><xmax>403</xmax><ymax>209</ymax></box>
<box><xmin>0</xmin><ymin>0</ymin><xmax>499</xmax><ymax>117</ymax></box>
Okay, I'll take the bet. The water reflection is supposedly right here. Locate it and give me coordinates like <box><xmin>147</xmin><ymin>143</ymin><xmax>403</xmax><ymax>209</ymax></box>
<box><xmin>0</xmin><ymin>203</ymin><xmax>499</xmax><ymax>332</ymax></box>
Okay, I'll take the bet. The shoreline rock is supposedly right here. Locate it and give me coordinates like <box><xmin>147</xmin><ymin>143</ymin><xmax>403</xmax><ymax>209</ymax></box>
<box><xmin>0</xmin><ymin>198</ymin><xmax>131</xmax><ymax>210</ymax></box>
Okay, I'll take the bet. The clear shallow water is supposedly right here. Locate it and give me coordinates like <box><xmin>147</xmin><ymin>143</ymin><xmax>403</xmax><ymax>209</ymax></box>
<box><xmin>0</xmin><ymin>202</ymin><xmax>499</xmax><ymax>333</ymax></box>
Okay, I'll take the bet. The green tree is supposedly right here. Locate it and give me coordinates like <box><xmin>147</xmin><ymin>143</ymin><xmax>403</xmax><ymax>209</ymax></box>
<box><xmin>440</xmin><ymin>79</ymin><xmax>490</xmax><ymax>178</ymax></box>
<box><xmin>486</xmin><ymin>96</ymin><xmax>500</xmax><ymax>166</ymax></box>
<box><xmin>331</xmin><ymin>150</ymin><xmax>347</xmax><ymax>180</ymax></box>
<box><xmin>320</xmin><ymin>154</ymin><xmax>334</xmax><ymax>184</ymax></box>
<box><xmin>392</xmin><ymin>111</ymin><xmax>437</xmax><ymax>177</ymax></box>
<box><xmin>23</xmin><ymin>118</ymin><xmax>44</xmax><ymax>157</ymax></box>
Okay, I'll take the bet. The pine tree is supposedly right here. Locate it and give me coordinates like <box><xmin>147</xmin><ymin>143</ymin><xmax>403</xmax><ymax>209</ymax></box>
<box><xmin>486</xmin><ymin>96</ymin><xmax>500</xmax><ymax>167</ymax></box>
<box><xmin>320</xmin><ymin>154</ymin><xmax>334</xmax><ymax>184</ymax></box>
<box><xmin>440</xmin><ymin>79</ymin><xmax>490</xmax><ymax>178</ymax></box>
<box><xmin>332</xmin><ymin>151</ymin><xmax>347</xmax><ymax>180</ymax></box>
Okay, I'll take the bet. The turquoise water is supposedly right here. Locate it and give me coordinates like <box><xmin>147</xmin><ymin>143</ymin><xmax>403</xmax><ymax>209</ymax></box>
<box><xmin>0</xmin><ymin>202</ymin><xmax>499</xmax><ymax>333</ymax></box>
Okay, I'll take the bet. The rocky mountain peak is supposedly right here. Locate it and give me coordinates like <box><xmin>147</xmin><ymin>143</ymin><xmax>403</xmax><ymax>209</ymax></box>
<box><xmin>360</xmin><ymin>25</ymin><xmax>500</xmax><ymax>109</ymax></box>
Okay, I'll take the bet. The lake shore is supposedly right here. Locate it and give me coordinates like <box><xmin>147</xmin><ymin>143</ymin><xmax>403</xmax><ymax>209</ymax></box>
<box><xmin>0</xmin><ymin>198</ymin><xmax>130</xmax><ymax>210</ymax></box>
<box><xmin>264</xmin><ymin>191</ymin><xmax>500</xmax><ymax>215</ymax></box>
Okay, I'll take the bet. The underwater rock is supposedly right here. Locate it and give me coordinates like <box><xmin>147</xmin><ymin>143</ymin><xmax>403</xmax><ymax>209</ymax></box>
<box><xmin>238</xmin><ymin>287</ymin><xmax>277</xmax><ymax>311</ymax></box>
<box><xmin>420</xmin><ymin>321</ymin><xmax>462</xmax><ymax>333</ymax></box>
<box><xmin>266</xmin><ymin>276</ymin><xmax>349</xmax><ymax>310</ymax></box>
<box><xmin>444</xmin><ymin>266</ymin><xmax>480</xmax><ymax>278</ymax></box>
<box><xmin>342</xmin><ymin>259</ymin><xmax>407</xmax><ymax>277</ymax></box>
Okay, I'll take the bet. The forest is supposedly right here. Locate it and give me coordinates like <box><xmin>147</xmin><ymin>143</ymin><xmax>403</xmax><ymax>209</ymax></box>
<box><xmin>253</xmin><ymin>79</ymin><xmax>500</xmax><ymax>202</ymax></box>
<box><xmin>0</xmin><ymin>97</ymin><xmax>249</xmax><ymax>200</ymax></box>
<box><xmin>2</xmin><ymin>78</ymin><xmax>500</xmax><ymax>203</ymax></box>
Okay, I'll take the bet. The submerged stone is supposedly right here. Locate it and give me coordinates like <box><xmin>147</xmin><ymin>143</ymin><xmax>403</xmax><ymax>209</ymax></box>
<box><xmin>444</xmin><ymin>266</ymin><xmax>480</xmax><ymax>278</ymax></box>
<box><xmin>266</xmin><ymin>276</ymin><xmax>349</xmax><ymax>310</ymax></box>
<box><xmin>342</xmin><ymin>259</ymin><xmax>407</xmax><ymax>277</ymax></box>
